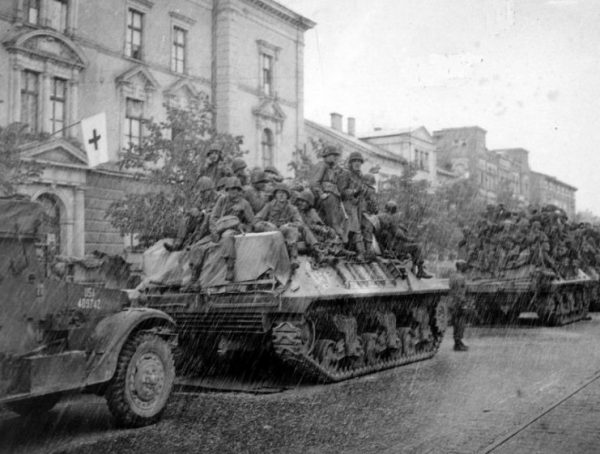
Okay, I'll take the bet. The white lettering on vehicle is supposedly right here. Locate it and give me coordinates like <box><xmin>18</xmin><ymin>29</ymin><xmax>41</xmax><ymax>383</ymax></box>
<box><xmin>77</xmin><ymin>287</ymin><xmax>102</xmax><ymax>310</ymax></box>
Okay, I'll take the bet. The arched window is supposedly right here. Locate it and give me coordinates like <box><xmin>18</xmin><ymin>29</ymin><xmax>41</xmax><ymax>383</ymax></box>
<box><xmin>36</xmin><ymin>193</ymin><xmax>62</xmax><ymax>253</ymax></box>
<box><xmin>261</xmin><ymin>128</ymin><xmax>274</xmax><ymax>167</ymax></box>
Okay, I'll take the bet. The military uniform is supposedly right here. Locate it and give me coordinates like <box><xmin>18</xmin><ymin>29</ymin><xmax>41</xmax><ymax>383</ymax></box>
<box><xmin>310</xmin><ymin>149</ymin><xmax>348</xmax><ymax>243</ymax></box>
<box><xmin>255</xmin><ymin>185</ymin><xmax>303</xmax><ymax>265</ymax></box>
<box><xmin>448</xmin><ymin>262</ymin><xmax>469</xmax><ymax>351</ymax></box>
<box><xmin>361</xmin><ymin>174</ymin><xmax>378</xmax><ymax>257</ymax></box>
<box><xmin>209</xmin><ymin>178</ymin><xmax>255</xmax><ymax>280</ymax></box>
<box><xmin>338</xmin><ymin>152</ymin><xmax>366</xmax><ymax>257</ymax></box>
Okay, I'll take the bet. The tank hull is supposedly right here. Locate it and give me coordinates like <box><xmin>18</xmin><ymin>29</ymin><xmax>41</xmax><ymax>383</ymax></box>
<box><xmin>143</xmin><ymin>256</ymin><xmax>449</xmax><ymax>382</ymax></box>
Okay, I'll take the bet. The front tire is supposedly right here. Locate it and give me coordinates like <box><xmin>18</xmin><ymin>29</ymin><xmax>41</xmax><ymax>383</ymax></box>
<box><xmin>105</xmin><ymin>332</ymin><xmax>175</xmax><ymax>428</ymax></box>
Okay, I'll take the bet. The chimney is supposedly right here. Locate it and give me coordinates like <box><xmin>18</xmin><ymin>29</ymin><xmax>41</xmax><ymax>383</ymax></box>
<box><xmin>347</xmin><ymin>117</ymin><xmax>356</xmax><ymax>136</ymax></box>
<box><xmin>330</xmin><ymin>112</ymin><xmax>342</xmax><ymax>132</ymax></box>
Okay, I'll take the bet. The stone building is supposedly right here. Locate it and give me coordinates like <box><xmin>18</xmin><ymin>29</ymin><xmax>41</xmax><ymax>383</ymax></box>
<box><xmin>304</xmin><ymin>115</ymin><xmax>406</xmax><ymax>189</ymax></box>
<box><xmin>530</xmin><ymin>171</ymin><xmax>576</xmax><ymax>217</ymax></box>
<box><xmin>0</xmin><ymin>0</ymin><xmax>313</xmax><ymax>256</ymax></box>
<box><xmin>360</xmin><ymin>126</ymin><xmax>438</xmax><ymax>186</ymax></box>
<box><xmin>433</xmin><ymin>127</ymin><xmax>530</xmax><ymax>204</ymax></box>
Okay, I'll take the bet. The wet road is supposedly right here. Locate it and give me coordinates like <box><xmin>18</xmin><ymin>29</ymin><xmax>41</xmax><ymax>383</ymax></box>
<box><xmin>3</xmin><ymin>316</ymin><xmax>600</xmax><ymax>454</ymax></box>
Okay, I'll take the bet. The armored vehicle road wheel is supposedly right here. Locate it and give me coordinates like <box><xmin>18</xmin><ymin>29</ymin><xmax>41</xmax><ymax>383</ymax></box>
<box><xmin>106</xmin><ymin>332</ymin><xmax>175</xmax><ymax>428</ymax></box>
<box><xmin>6</xmin><ymin>393</ymin><xmax>61</xmax><ymax>417</ymax></box>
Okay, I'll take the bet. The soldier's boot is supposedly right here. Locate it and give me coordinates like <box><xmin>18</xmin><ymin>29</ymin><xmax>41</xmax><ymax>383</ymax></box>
<box><xmin>225</xmin><ymin>258</ymin><xmax>236</xmax><ymax>281</ymax></box>
<box><xmin>364</xmin><ymin>240</ymin><xmax>376</xmax><ymax>260</ymax></box>
<box><xmin>354</xmin><ymin>240</ymin><xmax>366</xmax><ymax>262</ymax></box>
<box><xmin>288</xmin><ymin>243</ymin><xmax>300</xmax><ymax>271</ymax></box>
<box><xmin>416</xmin><ymin>261</ymin><xmax>433</xmax><ymax>279</ymax></box>
<box><xmin>453</xmin><ymin>340</ymin><xmax>469</xmax><ymax>352</ymax></box>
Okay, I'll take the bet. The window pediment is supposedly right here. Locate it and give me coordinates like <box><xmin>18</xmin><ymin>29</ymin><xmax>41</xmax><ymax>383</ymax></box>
<box><xmin>3</xmin><ymin>29</ymin><xmax>87</xmax><ymax>69</ymax></box>
<box><xmin>20</xmin><ymin>138</ymin><xmax>88</xmax><ymax>168</ymax></box>
<box><xmin>252</xmin><ymin>98</ymin><xmax>286</xmax><ymax>123</ymax></box>
<box><xmin>163</xmin><ymin>78</ymin><xmax>199</xmax><ymax>104</ymax></box>
<box><xmin>116</xmin><ymin>65</ymin><xmax>159</xmax><ymax>95</ymax></box>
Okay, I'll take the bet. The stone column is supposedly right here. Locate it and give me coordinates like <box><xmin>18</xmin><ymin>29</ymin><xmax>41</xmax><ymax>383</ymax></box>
<box><xmin>73</xmin><ymin>187</ymin><xmax>85</xmax><ymax>257</ymax></box>
<box><xmin>41</xmin><ymin>70</ymin><xmax>51</xmax><ymax>133</ymax></box>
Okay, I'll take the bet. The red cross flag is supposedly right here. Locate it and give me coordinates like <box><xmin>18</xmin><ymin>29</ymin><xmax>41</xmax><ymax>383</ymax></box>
<box><xmin>81</xmin><ymin>112</ymin><xmax>109</xmax><ymax>167</ymax></box>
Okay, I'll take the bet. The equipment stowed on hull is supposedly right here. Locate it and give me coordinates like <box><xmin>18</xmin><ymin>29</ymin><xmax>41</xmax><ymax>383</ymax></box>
<box><xmin>140</xmin><ymin>231</ymin><xmax>450</xmax><ymax>383</ymax></box>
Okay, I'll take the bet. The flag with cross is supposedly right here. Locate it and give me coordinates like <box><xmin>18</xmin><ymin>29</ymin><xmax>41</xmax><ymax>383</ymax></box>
<box><xmin>81</xmin><ymin>112</ymin><xmax>109</xmax><ymax>167</ymax></box>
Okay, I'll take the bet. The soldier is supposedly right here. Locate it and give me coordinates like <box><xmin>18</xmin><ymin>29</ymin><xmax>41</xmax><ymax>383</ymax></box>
<box><xmin>310</xmin><ymin>145</ymin><xmax>348</xmax><ymax>242</ymax></box>
<box><xmin>215</xmin><ymin>176</ymin><xmax>228</xmax><ymax>196</ymax></box>
<box><xmin>338</xmin><ymin>151</ymin><xmax>367</xmax><ymax>260</ymax></box>
<box><xmin>165</xmin><ymin>176</ymin><xmax>216</xmax><ymax>252</ymax></box>
<box><xmin>361</xmin><ymin>173</ymin><xmax>379</xmax><ymax>258</ymax></box>
<box><xmin>376</xmin><ymin>201</ymin><xmax>432</xmax><ymax>278</ymax></box>
<box><xmin>209</xmin><ymin>177</ymin><xmax>255</xmax><ymax>281</ymax></box>
<box><xmin>231</xmin><ymin>158</ymin><xmax>249</xmax><ymax>186</ymax></box>
<box><xmin>448</xmin><ymin>260</ymin><xmax>470</xmax><ymax>351</ymax></box>
<box><xmin>201</xmin><ymin>143</ymin><xmax>231</xmax><ymax>184</ymax></box>
<box><xmin>244</xmin><ymin>169</ymin><xmax>269</xmax><ymax>213</ymax></box>
<box><xmin>264</xmin><ymin>165</ymin><xmax>284</xmax><ymax>183</ymax></box>
<box><xmin>254</xmin><ymin>183</ymin><xmax>303</xmax><ymax>269</ymax></box>
<box><xmin>295</xmin><ymin>190</ymin><xmax>343</xmax><ymax>260</ymax></box>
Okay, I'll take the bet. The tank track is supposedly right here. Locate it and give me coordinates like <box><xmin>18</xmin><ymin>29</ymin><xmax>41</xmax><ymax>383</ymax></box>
<box><xmin>545</xmin><ymin>284</ymin><xmax>593</xmax><ymax>326</ymax></box>
<box><xmin>271</xmin><ymin>299</ymin><xmax>446</xmax><ymax>383</ymax></box>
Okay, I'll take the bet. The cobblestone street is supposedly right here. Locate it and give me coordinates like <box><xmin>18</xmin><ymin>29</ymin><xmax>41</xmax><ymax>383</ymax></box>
<box><xmin>3</xmin><ymin>316</ymin><xmax>600</xmax><ymax>454</ymax></box>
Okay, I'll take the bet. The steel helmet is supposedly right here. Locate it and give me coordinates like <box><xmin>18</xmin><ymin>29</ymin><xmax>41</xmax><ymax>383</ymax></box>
<box><xmin>362</xmin><ymin>173</ymin><xmax>376</xmax><ymax>188</ymax></box>
<box><xmin>273</xmin><ymin>183</ymin><xmax>291</xmax><ymax>198</ymax></box>
<box><xmin>197</xmin><ymin>176</ymin><xmax>214</xmax><ymax>192</ymax></box>
<box><xmin>250</xmin><ymin>170</ymin><xmax>269</xmax><ymax>184</ymax></box>
<box><xmin>225</xmin><ymin>177</ymin><xmax>243</xmax><ymax>191</ymax></box>
<box><xmin>207</xmin><ymin>143</ymin><xmax>222</xmax><ymax>155</ymax></box>
<box><xmin>296</xmin><ymin>190</ymin><xmax>315</xmax><ymax>207</ymax></box>
<box><xmin>384</xmin><ymin>200</ymin><xmax>398</xmax><ymax>213</ymax></box>
<box><xmin>348</xmin><ymin>151</ymin><xmax>364</xmax><ymax>163</ymax></box>
<box><xmin>231</xmin><ymin>158</ymin><xmax>247</xmax><ymax>174</ymax></box>
<box><xmin>322</xmin><ymin>145</ymin><xmax>341</xmax><ymax>157</ymax></box>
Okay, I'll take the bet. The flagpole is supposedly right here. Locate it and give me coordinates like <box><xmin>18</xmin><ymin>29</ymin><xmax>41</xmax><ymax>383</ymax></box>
<box><xmin>48</xmin><ymin>120</ymin><xmax>82</xmax><ymax>138</ymax></box>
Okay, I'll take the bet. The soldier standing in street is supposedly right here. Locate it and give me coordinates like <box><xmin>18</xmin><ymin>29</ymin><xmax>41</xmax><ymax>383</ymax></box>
<box><xmin>448</xmin><ymin>260</ymin><xmax>470</xmax><ymax>351</ymax></box>
<box><xmin>254</xmin><ymin>183</ymin><xmax>303</xmax><ymax>269</ymax></box>
<box><xmin>209</xmin><ymin>177</ymin><xmax>255</xmax><ymax>281</ymax></box>
<box><xmin>338</xmin><ymin>151</ymin><xmax>367</xmax><ymax>260</ymax></box>
<box><xmin>201</xmin><ymin>143</ymin><xmax>231</xmax><ymax>184</ymax></box>
<box><xmin>310</xmin><ymin>145</ymin><xmax>348</xmax><ymax>243</ymax></box>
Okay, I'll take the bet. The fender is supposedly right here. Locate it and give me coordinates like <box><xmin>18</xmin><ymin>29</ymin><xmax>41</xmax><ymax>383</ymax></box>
<box><xmin>84</xmin><ymin>308</ymin><xmax>176</xmax><ymax>387</ymax></box>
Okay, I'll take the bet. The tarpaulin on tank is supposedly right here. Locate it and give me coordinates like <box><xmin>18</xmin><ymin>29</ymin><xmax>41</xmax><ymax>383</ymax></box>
<box><xmin>140</xmin><ymin>232</ymin><xmax>290</xmax><ymax>288</ymax></box>
<box><xmin>0</xmin><ymin>198</ymin><xmax>44</xmax><ymax>237</ymax></box>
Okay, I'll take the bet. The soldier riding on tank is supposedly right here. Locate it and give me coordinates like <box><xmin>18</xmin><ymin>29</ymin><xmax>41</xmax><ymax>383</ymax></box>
<box><xmin>310</xmin><ymin>145</ymin><xmax>348</xmax><ymax>242</ymax></box>
<box><xmin>338</xmin><ymin>151</ymin><xmax>367</xmax><ymax>260</ymax></box>
<box><xmin>209</xmin><ymin>177</ymin><xmax>255</xmax><ymax>281</ymax></box>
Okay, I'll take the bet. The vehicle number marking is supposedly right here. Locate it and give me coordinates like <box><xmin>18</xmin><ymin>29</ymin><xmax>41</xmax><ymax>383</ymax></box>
<box><xmin>77</xmin><ymin>287</ymin><xmax>102</xmax><ymax>310</ymax></box>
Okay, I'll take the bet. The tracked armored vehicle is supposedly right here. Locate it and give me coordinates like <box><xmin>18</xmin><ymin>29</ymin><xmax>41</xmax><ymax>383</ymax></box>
<box><xmin>465</xmin><ymin>266</ymin><xmax>595</xmax><ymax>325</ymax></box>
<box><xmin>138</xmin><ymin>232</ymin><xmax>449</xmax><ymax>382</ymax></box>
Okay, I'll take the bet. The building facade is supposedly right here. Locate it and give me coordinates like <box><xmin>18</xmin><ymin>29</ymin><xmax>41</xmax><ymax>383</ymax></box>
<box><xmin>0</xmin><ymin>0</ymin><xmax>313</xmax><ymax>256</ymax></box>
<box><xmin>530</xmin><ymin>171</ymin><xmax>576</xmax><ymax>217</ymax></box>
<box><xmin>360</xmin><ymin>126</ymin><xmax>438</xmax><ymax>186</ymax></box>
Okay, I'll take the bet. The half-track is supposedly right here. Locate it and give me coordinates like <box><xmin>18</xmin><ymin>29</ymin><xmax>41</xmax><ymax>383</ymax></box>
<box><xmin>138</xmin><ymin>231</ymin><xmax>449</xmax><ymax>383</ymax></box>
<box><xmin>0</xmin><ymin>197</ymin><xmax>177</xmax><ymax>427</ymax></box>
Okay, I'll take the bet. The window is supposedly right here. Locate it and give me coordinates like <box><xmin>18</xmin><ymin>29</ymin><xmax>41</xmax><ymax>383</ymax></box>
<box><xmin>171</xmin><ymin>27</ymin><xmax>186</xmax><ymax>73</ymax></box>
<box><xmin>21</xmin><ymin>70</ymin><xmax>40</xmax><ymax>132</ymax></box>
<box><xmin>50</xmin><ymin>78</ymin><xmax>67</xmax><ymax>135</ymax></box>
<box><xmin>25</xmin><ymin>0</ymin><xmax>40</xmax><ymax>24</ymax></box>
<box><xmin>124</xmin><ymin>98</ymin><xmax>143</xmax><ymax>149</ymax></box>
<box><xmin>126</xmin><ymin>9</ymin><xmax>143</xmax><ymax>60</ymax></box>
<box><xmin>261</xmin><ymin>128</ymin><xmax>274</xmax><ymax>167</ymax></box>
<box><xmin>48</xmin><ymin>0</ymin><xmax>68</xmax><ymax>32</ymax></box>
<box><xmin>261</xmin><ymin>53</ymin><xmax>273</xmax><ymax>96</ymax></box>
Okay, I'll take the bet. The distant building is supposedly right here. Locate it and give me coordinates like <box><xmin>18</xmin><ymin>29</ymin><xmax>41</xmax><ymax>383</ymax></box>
<box><xmin>433</xmin><ymin>126</ymin><xmax>577</xmax><ymax>216</ymax></box>
<box><xmin>530</xmin><ymin>171</ymin><xmax>576</xmax><ymax>217</ymax></box>
<box><xmin>0</xmin><ymin>0</ymin><xmax>314</xmax><ymax>256</ymax></box>
<box><xmin>304</xmin><ymin>115</ymin><xmax>406</xmax><ymax>189</ymax></box>
<box><xmin>360</xmin><ymin>126</ymin><xmax>438</xmax><ymax>186</ymax></box>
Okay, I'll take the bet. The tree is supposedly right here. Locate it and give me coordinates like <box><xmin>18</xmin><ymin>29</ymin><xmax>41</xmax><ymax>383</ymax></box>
<box><xmin>0</xmin><ymin>123</ymin><xmax>44</xmax><ymax>196</ymax></box>
<box><xmin>106</xmin><ymin>94</ymin><xmax>245</xmax><ymax>245</ymax></box>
